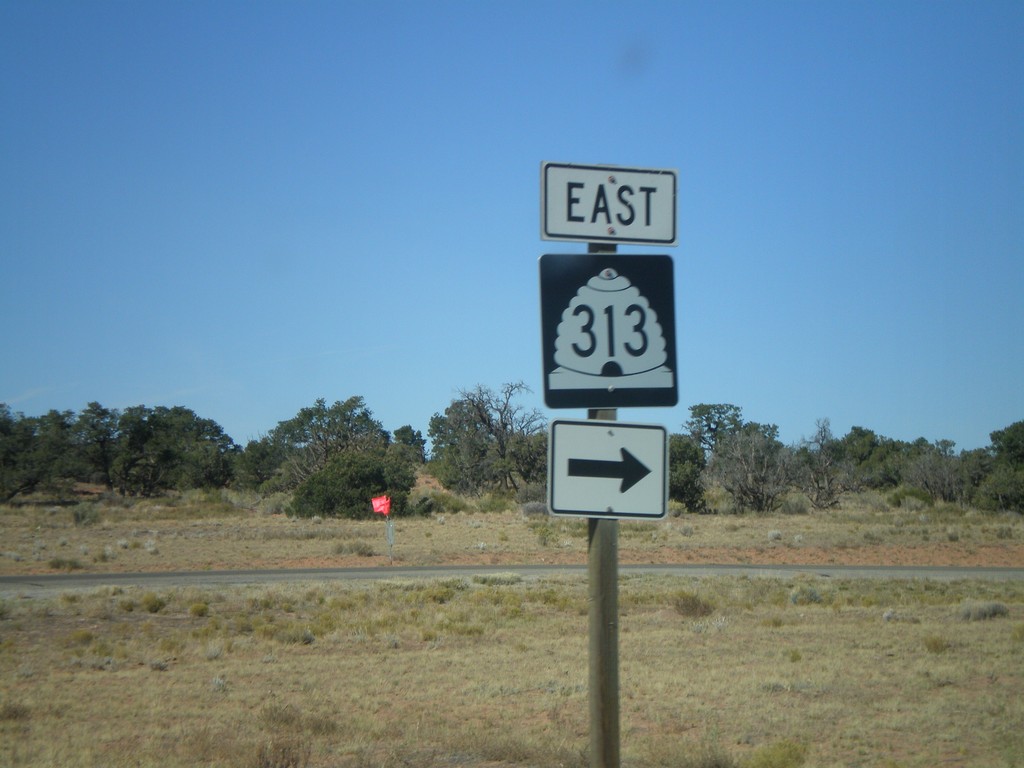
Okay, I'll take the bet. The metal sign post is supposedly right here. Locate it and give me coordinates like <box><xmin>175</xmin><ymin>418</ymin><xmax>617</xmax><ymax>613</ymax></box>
<box><xmin>371</xmin><ymin>495</ymin><xmax>394</xmax><ymax>564</ymax></box>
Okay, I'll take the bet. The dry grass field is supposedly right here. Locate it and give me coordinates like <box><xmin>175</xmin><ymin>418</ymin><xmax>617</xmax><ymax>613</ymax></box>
<box><xmin>2</xmin><ymin>487</ymin><xmax>1023</xmax><ymax>768</ymax></box>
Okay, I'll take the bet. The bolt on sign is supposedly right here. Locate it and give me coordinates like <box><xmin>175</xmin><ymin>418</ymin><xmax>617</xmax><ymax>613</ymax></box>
<box><xmin>539</xmin><ymin>253</ymin><xmax>677</xmax><ymax>409</ymax></box>
<box><xmin>541</xmin><ymin>162</ymin><xmax>678</xmax><ymax>246</ymax></box>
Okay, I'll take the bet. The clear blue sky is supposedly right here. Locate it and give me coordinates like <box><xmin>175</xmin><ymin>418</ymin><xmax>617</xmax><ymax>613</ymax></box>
<box><xmin>2</xmin><ymin>0</ymin><xmax>1021</xmax><ymax>452</ymax></box>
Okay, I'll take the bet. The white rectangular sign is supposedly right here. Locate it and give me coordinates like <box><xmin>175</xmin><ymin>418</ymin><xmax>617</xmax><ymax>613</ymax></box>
<box><xmin>548</xmin><ymin>419</ymin><xmax>668</xmax><ymax>520</ymax></box>
<box><xmin>541</xmin><ymin>162</ymin><xmax>678</xmax><ymax>246</ymax></box>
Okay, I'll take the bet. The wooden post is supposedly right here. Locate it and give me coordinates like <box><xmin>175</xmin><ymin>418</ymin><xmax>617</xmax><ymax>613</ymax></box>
<box><xmin>586</xmin><ymin>238</ymin><xmax>621</xmax><ymax>768</ymax></box>
<box><xmin>588</xmin><ymin>473</ymin><xmax>620</xmax><ymax>767</ymax></box>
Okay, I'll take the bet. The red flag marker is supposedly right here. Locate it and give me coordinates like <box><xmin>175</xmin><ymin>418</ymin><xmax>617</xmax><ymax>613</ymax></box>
<box><xmin>371</xmin><ymin>495</ymin><xmax>391</xmax><ymax>516</ymax></box>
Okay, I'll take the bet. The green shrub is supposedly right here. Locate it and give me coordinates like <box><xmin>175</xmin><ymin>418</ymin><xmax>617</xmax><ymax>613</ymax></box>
<box><xmin>272</xmin><ymin>624</ymin><xmax>315</xmax><ymax>645</ymax></box>
<box><xmin>410</xmin><ymin>488</ymin><xmax>470</xmax><ymax>516</ymax></box>
<box><xmin>789</xmin><ymin>584</ymin><xmax>824</xmax><ymax>606</ymax></box>
<box><xmin>532</xmin><ymin>520</ymin><xmax>556</xmax><ymax>547</ymax></box>
<box><xmin>856</xmin><ymin>490</ymin><xmax>891</xmax><ymax>512</ymax></box>
<box><xmin>141</xmin><ymin>592</ymin><xmax>167</xmax><ymax>614</ymax></box>
<box><xmin>72</xmin><ymin>503</ymin><xmax>100</xmax><ymax>526</ymax></box>
<box><xmin>669</xmin><ymin>434</ymin><xmax>707</xmax><ymax>513</ymax></box>
<box><xmin>65</xmin><ymin>628</ymin><xmax>95</xmax><ymax>647</ymax></box>
<box><xmin>333</xmin><ymin>540</ymin><xmax>376</xmax><ymax>557</ymax></box>
<box><xmin>410</xmin><ymin>495</ymin><xmax>435</xmax><ymax>515</ymax></box>
<box><xmin>959</xmin><ymin>600</ymin><xmax>1008</xmax><ymax>621</ymax></box>
<box><xmin>420</xmin><ymin>580</ymin><xmax>466</xmax><ymax>604</ymax></box>
<box><xmin>976</xmin><ymin>465</ymin><xmax>1024</xmax><ymax>513</ymax></box>
<box><xmin>779</xmin><ymin>495</ymin><xmax>810</xmax><ymax>515</ymax></box>
<box><xmin>477</xmin><ymin>491</ymin><xmax>514</xmax><ymax>513</ymax></box>
<box><xmin>291</xmin><ymin>450</ymin><xmax>411</xmax><ymax>519</ymax></box>
<box><xmin>514</xmin><ymin>482</ymin><xmax>546</xmax><ymax>504</ymax></box>
<box><xmin>889</xmin><ymin>486</ymin><xmax>934</xmax><ymax>509</ymax></box>
<box><xmin>257</xmin><ymin>493</ymin><xmax>291</xmax><ymax>516</ymax></box>
<box><xmin>520</xmin><ymin>501</ymin><xmax>548</xmax><ymax>516</ymax></box>
<box><xmin>674</xmin><ymin>591</ymin><xmax>714</xmax><ymax>618</ymax></box>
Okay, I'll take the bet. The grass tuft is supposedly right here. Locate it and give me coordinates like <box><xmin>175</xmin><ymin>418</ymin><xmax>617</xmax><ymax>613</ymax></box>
<box><xmin>252</xmin><ymin>736</ymin><xmax>311</xmax><ymax>768</ymax></box>
<box><xmin>141</xmin><ymin>592</ymin><xmax>167</xmax><ymax>613</ymax></box>
<box><xmin>743</xmin><ymin>739</ymin><xmax>808</xmax><ymax>768</ymax></box>
<box><xmin>48</xmin><ymin>557</ymin><xmax>83</xmax><ymax>571</ymax></box>
<box><xmin>0</xmin><ymin>701</ymin><xmax>31</xmax><ymax>721</ymax></box>
<box><xmin>923</xmin><ymin>635</ymin><xmax>952</xmax><ymax>654</ymax></box>
<box><xmin>472</xmin><ymin>572</ymin><xmax>523</xmax><ymax>586</ymax></box>
<box><xmin>72</xmin><ymin>502</ymin><xmax>100</xmax><ymax>527</ymax></box>
<box><xmin>645</xmin><ymin>738</ymin><xmax>738</xmax><ymax>767</ymax></box>
<box><xmin>789</xmin><ymin>584</ymin><xmax>823</xmax><ymax>605</ymax></box>
<box><xmin>674</xmin><ymin>590</ymin><xmax>715</xmax><ymax>618</ymax></box>
<box><xmin>333</xmin><ymin>540</ymin><xmax>376</xmax><ymax>557</ymax></box>
<box><xmin>959</xmin><ymin>600</ymin><xmax>1009</xmax><ymax>621</ymax></box>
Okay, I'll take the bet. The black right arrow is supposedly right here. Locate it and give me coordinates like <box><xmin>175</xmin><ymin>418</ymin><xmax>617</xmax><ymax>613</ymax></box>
<box><xmin>567</xmin><ymin>448</ymin><xmax>651</xmax><ymax>493</ymax></box>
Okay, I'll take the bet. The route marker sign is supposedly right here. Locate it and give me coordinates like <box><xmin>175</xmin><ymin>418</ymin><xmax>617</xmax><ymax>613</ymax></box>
<box><xmin>541</xmin><ymin>162</ymin><xmax>678</xmax><ymax>246</ymax></box>
<box><xmin>539</xmin><ymin>253</ymin><xmax>677</xmax><ymax>409</ymax></box>
<box><xmin>548</xmin><ymin>419</ymin><xmax>668</xmax><ymax>520</ymax></box>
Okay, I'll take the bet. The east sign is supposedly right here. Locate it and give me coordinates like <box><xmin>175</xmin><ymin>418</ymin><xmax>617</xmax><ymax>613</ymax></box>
<box><xmin>541</xmin><ymin>162</ymin><xmax>678</xmax><ymax>246</ymax></box>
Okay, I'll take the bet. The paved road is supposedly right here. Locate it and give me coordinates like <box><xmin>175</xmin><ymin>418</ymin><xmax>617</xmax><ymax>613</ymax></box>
<box><xmin>2</xmin><ymin>563</ymin><xmax>1022</xmax><ymax>598</ymax></box>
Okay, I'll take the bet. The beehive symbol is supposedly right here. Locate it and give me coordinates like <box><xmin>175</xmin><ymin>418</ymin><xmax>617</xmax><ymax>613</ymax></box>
<box><xmin>549</xmin><ymin>267</ymin><xmax>674</xmax><ymax>391</ymax></box>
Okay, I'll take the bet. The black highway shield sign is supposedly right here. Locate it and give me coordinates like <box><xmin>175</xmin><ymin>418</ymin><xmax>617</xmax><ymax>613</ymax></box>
<box><xmin>539</xmin><ymin>253</ymin><xmax>677</xmax><ymax>409</ymax></box>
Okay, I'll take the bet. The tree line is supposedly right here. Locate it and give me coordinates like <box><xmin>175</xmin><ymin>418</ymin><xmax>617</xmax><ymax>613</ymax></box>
<box><xmin>675</xmin><ymin>403</ymin><xmax>1024</xmax><ymax>514</ymax></box>
<box><xmin>2</xmin><ymin>390</ymin><xmax>1022</xmax><ymax>516</ymax></box>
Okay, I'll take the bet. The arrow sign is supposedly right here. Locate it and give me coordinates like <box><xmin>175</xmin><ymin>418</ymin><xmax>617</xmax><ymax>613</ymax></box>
<box><xmin>548</xmin><ymin>419</ymin><xmax>667</xmax><ymax>520</ymax></box>
<box><xmin>568</xmin><ymin>448</ymin><xmax>651</xmax><ymax>493</ymax></box>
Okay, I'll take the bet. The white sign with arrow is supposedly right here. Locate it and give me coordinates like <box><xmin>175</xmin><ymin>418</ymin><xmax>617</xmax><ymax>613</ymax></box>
<box><xmin>548</xmin><ymin>419</ymin><xmax>668</xmax><ymax>520</ymax></box>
